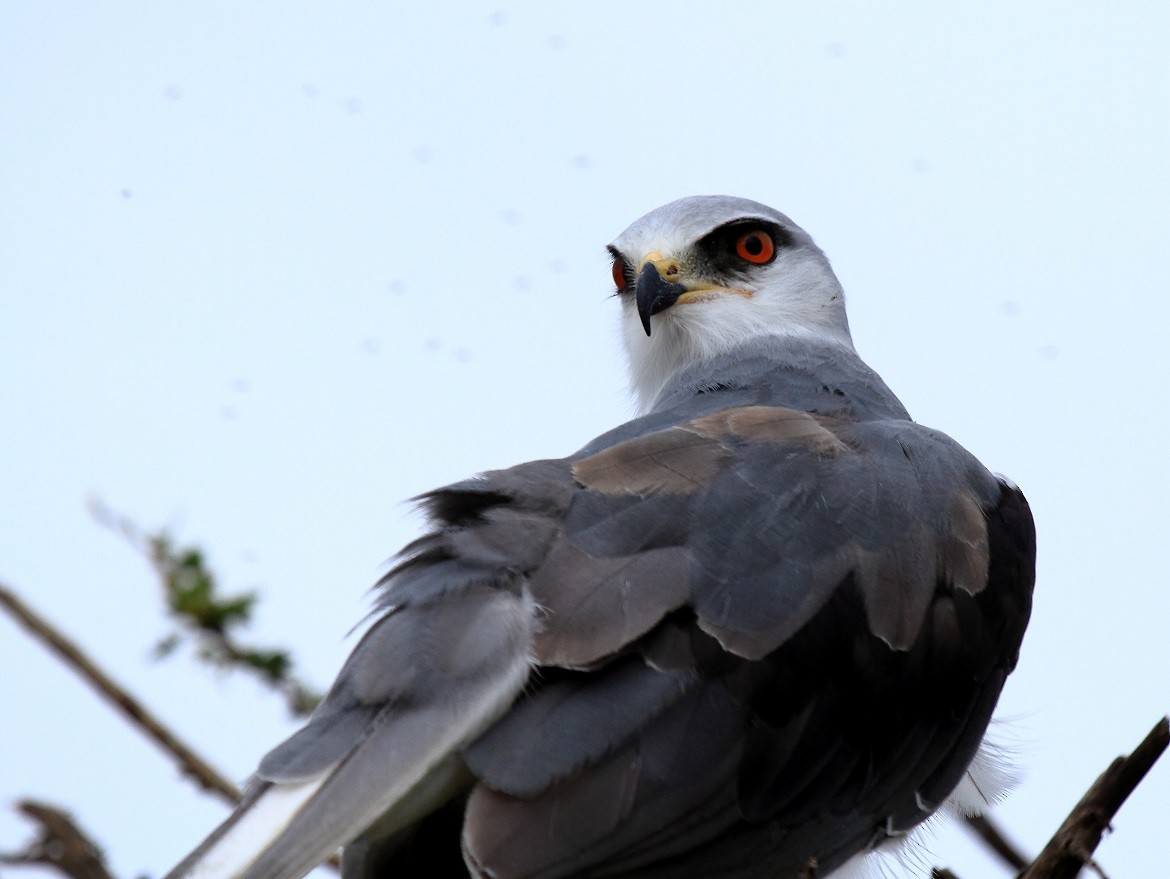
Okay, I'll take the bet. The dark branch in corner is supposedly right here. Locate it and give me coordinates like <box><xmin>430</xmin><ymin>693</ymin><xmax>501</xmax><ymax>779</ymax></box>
<box><xmin>0</xmin><ymin>800</ymin><xmax>115</xmax><ymax>879</ymax></box>
<box><xmin>0</xmin><ymin>580</ymin><xmax>241</xmax><ymax>807</ymax></box>
<box><xmin>1019</xmin><ymin>716</ymin><xmax>1169</xmax><ymax>879</ymax></box>
<box><xmin>934</xmin><ymin>716</ymin><xmax>1170</xmax><ymax>879</ymax></box>
<box><xmin>962</xmin><ymin>814</ymin><xmax>1030</xmax><ymax>871</ymax></box>
<box><xmin>89</xmin><ymin>498</ymin><xmax>322</xmax><ymax>717</ymax></box>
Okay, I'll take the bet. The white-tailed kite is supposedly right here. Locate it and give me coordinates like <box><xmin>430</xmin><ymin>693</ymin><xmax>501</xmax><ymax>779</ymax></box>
<box><xmin>166</xmin><ymin>196</ymin><xmax>1035</xmax><ymax>879</ymax></box>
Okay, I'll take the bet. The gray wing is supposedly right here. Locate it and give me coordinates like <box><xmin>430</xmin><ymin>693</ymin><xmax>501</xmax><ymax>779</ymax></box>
<box><xmin>456</xmin><ymin>405</ymin><xmax>1033</xmax><ymax>878</ymax></box>
<box><xmin>164</xmin><ymin>404</ymin><xmax>1034</xmax><ymax>879</ymax></box>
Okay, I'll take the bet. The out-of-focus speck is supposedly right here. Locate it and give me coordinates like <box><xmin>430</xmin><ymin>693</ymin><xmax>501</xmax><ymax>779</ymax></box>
<box><xmin>572</xmin><ymin>155</ymin><xmax>591</xmax><ymax>169</ymax></box>
<box><xmin>388</xmin><ymin>280</ymin><xmax>407</xmax><ymax>295</ymax></box>
<box><xmin>363</xmin><ymin>338</ymin><xmax>381</xmax><ymax>354</ymax></box>
<box><xmin>501</xmin><ymin>209</ymin><xmax>522</xmax><ymax>225</ymax></box>
<box><xmin>302</xmin><ymin>83</ymin><xmax>318</xmax><ymax>97</ymax></box>
<box><xmin>233</xmin><ymin>379</ymin><xmax>250</xmax><ymax>393</ymax></box>
<box><xmin>455</xmin><ymin>347</ymin><xmax>473</xmax><ymax>363</ymax></box>
<box><xmin>1001</xmin><ymin>301</ymin><xmax>1021</xmax><ymax>316</ymax></box>
<box><xmin>547</xmin><ymin>35</ymin><xmax>566</xmax><ymax>50</ymax></box>
<box><xmin>827</xmin><ymin>42</ymin><xmax>846</xmax><ymax>58</ymax></box>
<box><xmin>912</xmin><ymin>157</ymin><xmax>931</xmax><ymax>174</ymax></box>
<box><xmin>412</xmin><ymin>146</ymin><xmax>433</xmax><ymax>163</ymax></box>
<box><xmin>549</xmin><ymin>259</ymin><xmax>567</xmax><ymax>274</ymax></box>
<box><xmin>242</xmin><ymin>550</ymin><xmax>259</xmax><ymax>564</ymax></box>
<box><xmin>219</xmin><ymin>405</ymin><xmax>237</xmax><ymax>420</ymax></box>
<box><xmin>488</xmin><ymin>11</ymin><xmax>507</xmax><ymax>25</ymax></box>
<box><xmin>514</xmin><ymin>276</ymin><xmax>532</xmax><ymax>291</ymax></box>
<box><xmin>164</xmin><ymin>85</ymin><xmax>184</xmax><ymax>101</ymax></box>
<box><xmin>1040</xmin><ymin>345</ymin><xmax>1059</xmax><ymax>360</ymax></box>
<box><xmin>344</xmin><ymin>98</ymin><xmax>364</xmax><ymax>114</ymax></box>
<box><xmin>120</xmin><ymin>189</ymin><xmax>133</xmax><ymax>199</ymax></box>
<box><xmin>425</xmin><ymin>338</ymin><xmax>442</xmax><ymax>352</ymax></box>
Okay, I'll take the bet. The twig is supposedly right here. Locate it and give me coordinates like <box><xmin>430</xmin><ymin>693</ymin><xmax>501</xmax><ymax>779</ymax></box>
<box><xmin>0</xmin><ymin>580</ymin><xmax>241</xmax><ymax>806</ymax></box>
<box><xmin>1019</xmin><ymin>716</ymin><xmax>1170</xmax><ymax>879</ymax></box>
<box><xmin>0</xmin><ymin>580</ymin><xmax>342</xmax><ymax>874</ymax></box>
<box><xmin>89</xmin><ymin>499</ymin><xmax>322</xmax><ymax>717</ymax></box>
<box><xmin>931</xmin><ymin>870</ymin><xmax>960</xmax><ymax>879</ymax></box>
<box><xmin>0</xmin><ymin>800</ymin><xmax>116</xmax><ymax>879</ymax></box>
<box><xmin>962</xmin><ymin>813</ymin><xmax>1030</xmax><ymax>871</ymax></box>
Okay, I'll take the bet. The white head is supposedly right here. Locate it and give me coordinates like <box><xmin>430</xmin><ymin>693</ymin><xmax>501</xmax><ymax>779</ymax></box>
<box><xmin>609</xmin><ymin>195</ymin><xmax>854</xmax><ymax>411</ymax></box>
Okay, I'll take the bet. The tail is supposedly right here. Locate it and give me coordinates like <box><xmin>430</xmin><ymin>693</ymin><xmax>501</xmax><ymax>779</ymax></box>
<box><xmin>164</xmin><ymin>564</ymin><xmax>536</xmax><ymax>879</ymax></box>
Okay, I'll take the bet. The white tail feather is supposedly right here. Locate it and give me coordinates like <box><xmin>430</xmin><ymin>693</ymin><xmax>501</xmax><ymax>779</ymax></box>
<box><xmin>185</xmin><ymin>779</ymin><xmax>328</xmax><ymax>879</ymax></box>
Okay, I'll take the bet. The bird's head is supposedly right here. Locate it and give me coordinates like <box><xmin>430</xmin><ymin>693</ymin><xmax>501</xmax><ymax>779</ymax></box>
<box><xmin>609</xmin><ymin>195</ymin><xmax>854</xmax><ymax>411</ymax></box>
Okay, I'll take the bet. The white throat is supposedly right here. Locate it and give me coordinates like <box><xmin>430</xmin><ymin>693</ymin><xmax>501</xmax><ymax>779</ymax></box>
<box><xmin>620</xmin><ymin>284</ymin><xmax>856</xmax><ymax>413</ymax></box>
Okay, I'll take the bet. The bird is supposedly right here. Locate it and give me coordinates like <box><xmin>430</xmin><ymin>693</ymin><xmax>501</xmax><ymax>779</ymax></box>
<box><xmin>165</xmin><ymin>195</ymin><xmax>1035</xmax><ymax>879</ymax></box>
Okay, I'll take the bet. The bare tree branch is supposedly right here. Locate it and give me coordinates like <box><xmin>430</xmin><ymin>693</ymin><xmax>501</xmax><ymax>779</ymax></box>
<box><xmin>0</xmin><ymin>800</ymin><xmax>115</xmax><ymax>879</ymax></box>
<box><xmin>0</xmin><ymin>580</ymin><xmax>241</xmax><ymax>807</ymax></box>
<box><xmin>962</xmin><ymin>813</ymin><xmax>1030</xmax><ymax>871</ymax></box>
<box><xmin>0</xmin><ymin>577</ymin><xmax>342</xmax><ymax>877</ymax></box>
<box><xmin>1019</xmin><ymin>716</ymin><xmax>1169</xmax><ymax>879</ymax></box>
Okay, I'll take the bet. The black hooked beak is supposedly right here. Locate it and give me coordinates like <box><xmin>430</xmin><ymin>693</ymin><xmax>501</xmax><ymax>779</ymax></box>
<box><xmin>635</xmin><ymin>261</ymin><xmax>688</xmax><ymax>336</ymax></box>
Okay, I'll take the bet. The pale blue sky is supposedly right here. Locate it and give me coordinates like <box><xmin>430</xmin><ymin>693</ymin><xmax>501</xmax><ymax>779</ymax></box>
<box><xmin>2</xmin><ymin>3</ymin><xmax>1167</xmax><ymax>877</ymax></box>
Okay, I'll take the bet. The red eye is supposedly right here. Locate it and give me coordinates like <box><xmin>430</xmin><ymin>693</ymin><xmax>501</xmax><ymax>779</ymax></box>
<box><xmin>735</xmin><ymin>230</ymin><xmax>775</xmax><ymax>264</ymax></box>
<box><xmin>612</xmin><ymin>256</ymin><xmax>628</xmax><ymax>291</ymax></box>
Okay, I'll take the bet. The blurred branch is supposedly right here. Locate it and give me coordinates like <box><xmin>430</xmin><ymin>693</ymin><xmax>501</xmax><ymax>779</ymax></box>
<box><xmin>89</xmin><ymin>498</ymin><xmax>322</xmax><ymax>717</ymax></box>
<box><xmin>0</xmin><ymin>800</ymin><xmax>115</xmax><ymax>879</ymax></box>
<box><xmin>1019</xmin><ymin>716</ymin><xmax>1169</xmax><ymax>879</ymax></box>
<box><xmin>0</xmin><ymin>580</ymin><xmax>241</xmax><ymax>807</ymax></box>
<box><xmin>0</xmin><ymin>580</ymin><xmax>342</xmax><ymax>876</ymax></box>
<box><xmin>962</xmin><ymin>813</ymin><xmax>1030</xmax><ymax>871</ymax></box>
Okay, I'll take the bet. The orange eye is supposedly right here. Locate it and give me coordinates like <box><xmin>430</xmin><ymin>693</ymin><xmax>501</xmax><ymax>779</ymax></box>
<box><xmin>612</xmin><ymin>256</ymin><xmax>628</xmax><ymax>291</ymax></box>
<box><xmin>735</xmin><ymin>230</ymin><xmax>775</xmax><ymax>264</ymax></box>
